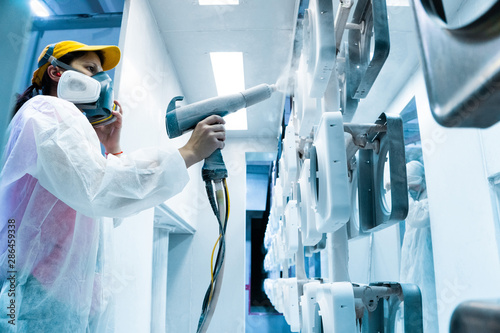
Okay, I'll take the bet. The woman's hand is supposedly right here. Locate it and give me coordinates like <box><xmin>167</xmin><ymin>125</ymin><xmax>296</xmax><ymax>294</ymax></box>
<box><xmin>179</xmin><ymin>115</ymin><xmax>226</xmax><ymax>168</ymax></box>
<box><xmin>94</xmin><ymin>100</ymin><xmax>123</xmax><ymax>154</ymax></box>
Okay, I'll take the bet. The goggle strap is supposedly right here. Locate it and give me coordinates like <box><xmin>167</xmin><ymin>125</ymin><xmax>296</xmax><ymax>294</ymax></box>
<box><xmin>38</xmin><ymin>43</ymin><xmax>81</xmax><ymax>73</ymax></box>
<box><xmin>38</xmin><ymin>44</ymin><xmax>56</xmax><ymax>67</ymax></box>
<box><xmin>50</xmin><ymin>57</ymin><xmax>80</xmax><ymax>72</ymax></box>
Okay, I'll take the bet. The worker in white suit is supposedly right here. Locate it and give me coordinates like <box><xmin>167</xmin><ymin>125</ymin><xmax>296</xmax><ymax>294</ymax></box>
<box><xmin>0</xmin><ymin>40</ymin><xmax>226</xmax><ymax>332</ymax></box>
<box><xmin>400</xmin><ymin>160</ymin><xmax>438</xmax><ymax>332</ymax></box>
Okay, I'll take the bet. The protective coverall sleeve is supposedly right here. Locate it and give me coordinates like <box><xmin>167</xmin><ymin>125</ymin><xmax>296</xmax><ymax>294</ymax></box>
<box><xmin>406</xmin><ymin>196</ymin><xmax>430</xmax><ymax>229</ymax></box>
<box><xmin>3</xmin><ymin>96</ymin><xmax>189</xmax><ymax>218</ymax></box>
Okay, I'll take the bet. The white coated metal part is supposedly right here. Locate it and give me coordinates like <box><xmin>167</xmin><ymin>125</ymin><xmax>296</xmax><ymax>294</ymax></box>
<box><xmin>303</xmin><ymin>0</ymin><xmax>337</xmax><ymax>98</ymax></box>
<box><xmin>301</xmin><ymin>282</ymin><xmax>356</xmax><ymax>333</ymax></box>
<box><xmin>268</xmin><ymin>206</ymin><xmax>277</xmax><ymax>233</ymax></box>
<box><xmin>282</xmin><ymin>124</ymin><xmax>299</xmax><ymax>196</ymax></box>
<box><xmin>334</xmin><ymin>0</ymin><xmax>353</xmax><ymax>52</ymax></box>
<box><xmin>284</xmin><ymin>200</ymin><xmax>300</xmax><ymax>258</ymax></box>
<box><xmin>283</xmin><ymin>278</ymin><xmax>301</xmax><ymax>332</ymax></box>
<box><xmin>295</xmin><ymin>55</ymin><xmax>322</xmax><ymax>138</ymax></box>
<box><xmin>299</xmin><ymin>159</ymin><xmax>323</xmax><ymax>246</ymax></box>
<box><xmin>313</xmin><ymin>112</ymin><xmax>351</xmax><ymax>233</ymax></box>
<box><xmin>264</xmin><ymin>224</ymin><xmax>273</xmax><ymax>249</ymax></box>
<box><xmin>274</xmin><ymin>178</ymin><xmax>284</xmax><ymax>218</ymax></box>
<box><xmin>275</xmin><ymin>281</ymin><xmax>284</xmax><ymax>314</ymax></box>
<box><xmin>277</xmin><ymin>221</ymin><xmax>286</xmax><ymax>262</ymax></box>
<box><xmin>279</xmin><ymin>157</ymin><xmax>289</xmax><ymax>198</ymax></box>
<box><xmin>301</xmin><ymin>280</ymin><xmax>321</xmax><ymax>333</ymax></box>
<box><xmin>346</xmin><ymin>170</ymin><xmax>366</xmax><ymax>239</ymax></box>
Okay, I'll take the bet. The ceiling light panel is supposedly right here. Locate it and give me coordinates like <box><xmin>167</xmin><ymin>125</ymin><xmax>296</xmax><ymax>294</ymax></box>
<box><xmin>210</xmin><ymin>52</ymin><xmax>247</xmax><ymax>130</ymax></box>
<box><xmin>30</xmin><ymin>0</ymin><xmax>50</xmax><ymax>17</ymax></box>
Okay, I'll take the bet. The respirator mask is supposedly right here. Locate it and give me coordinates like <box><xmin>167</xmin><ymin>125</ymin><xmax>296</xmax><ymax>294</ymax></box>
<box><xmin>57</xmin><ymin>70</ymin><xmax>117</xmax><ymax>127</ymax></box>
<box><xmin>36</xmin><ymin>43</ymin><xmax>119</xmax><ymax>127</ymax></box>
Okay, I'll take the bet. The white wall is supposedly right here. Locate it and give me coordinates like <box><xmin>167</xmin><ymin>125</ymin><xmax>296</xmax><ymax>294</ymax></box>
<box><xmin>112</xmin><ymin>0</ymin><xmax>189</xmax><ymax>331</ymax></box>
<box><xmin>166</xmin><ymin>137</ymin><xmax>277</xmax><ymax>333</ymax></box>
<box><xmin>380</xmin><ymin>69</ymin><xmax>500</xmax><ymax>332</ymax></box>
<box><xmin>348</xmin><ymin>227</ymin><xmax>401</xmax><ymax>284</ymax></box>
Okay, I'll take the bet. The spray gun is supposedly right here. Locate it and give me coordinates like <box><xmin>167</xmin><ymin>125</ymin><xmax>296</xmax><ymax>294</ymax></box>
<box><xmin>165</xmin><ymin>83</ymin><xmax>276</xmax><ymax>181</ymax></box>
<box><xmin>165</xmin><ymin>83</ymin><xmax>276</xmax><ymax>333</ymax></box>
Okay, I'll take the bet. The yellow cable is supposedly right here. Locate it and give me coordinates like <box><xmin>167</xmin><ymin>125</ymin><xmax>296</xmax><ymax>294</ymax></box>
<box><xmin>209</xmin><ymin>233</ymin><xmax>222</xmax><ymax>304</ymax></box>
<box><xmin>223</xmin><ymin>178</ymin><xmax>230</xmax><ymax>220</ymax></box>
<box><xmin>207</xmin><ymin>179</ymin><xmax>230</xmax><ymax>306</ymax></box>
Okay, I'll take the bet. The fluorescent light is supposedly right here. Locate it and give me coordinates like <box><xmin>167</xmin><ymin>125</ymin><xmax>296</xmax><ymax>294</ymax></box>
<box><xmin>210</xmin><ymin>52</ymin><xmax>247</xmax><ymax>130</ymax></box>
<box><xmin>199</xmin><ymin>0</ymin><xmax>239</xmax><ymax>5</ymax></box>
<box><xmin>30</xmin><ymin>0</ymin><xmax>50</xmax><ymax>17</ymax></box>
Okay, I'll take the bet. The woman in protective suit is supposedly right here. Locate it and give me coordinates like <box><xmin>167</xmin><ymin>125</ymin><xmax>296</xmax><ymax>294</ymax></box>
<box><xmin>400</xmin><ymin>160</ymin><xmax>439</xmax><ymax>333</ymax></box>
<box><xmin>0</xmin><ymin>40</ymin><xmax>226</xmax><ymax>332</ymax></box>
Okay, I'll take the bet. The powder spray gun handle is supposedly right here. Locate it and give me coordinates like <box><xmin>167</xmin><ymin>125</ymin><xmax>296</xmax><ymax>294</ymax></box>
<box><xmin>202</xmin><ymin>149</ymin><xmax>228</xmax><ymax>182</ymax></box>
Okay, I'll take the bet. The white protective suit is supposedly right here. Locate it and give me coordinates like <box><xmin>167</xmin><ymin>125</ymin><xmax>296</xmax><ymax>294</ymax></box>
<box><xmin>400</xmin><ymin>161</ymin><xmax>438</xmax><ymax>333</ymax></box>
<box><xmin>0</xmin><ymin>95</ymin><xmax>189</xmax><ymax>332</ymax></box>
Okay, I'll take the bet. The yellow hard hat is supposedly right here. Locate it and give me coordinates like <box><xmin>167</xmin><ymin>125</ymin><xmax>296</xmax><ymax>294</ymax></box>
<box><xmin>32</xmin><ymin>40</ymin><xmax>121</xmax><ymax>88</ymax></box>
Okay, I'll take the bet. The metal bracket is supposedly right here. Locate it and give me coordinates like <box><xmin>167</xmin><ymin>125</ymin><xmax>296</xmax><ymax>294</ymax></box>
<box><xmin>344</xmin><ymin>122</ymin><xmax>392</xmax><ymax>239</ymax></box>
<box><xmin>344</xmin><ymin>123</ymin><xmax>386</xmax><ymax>159</ymax></box>
<box><xmin>338</xmin><ymin>0</ymin><xmax>390</xmax><ymax>121</ymax></box>
<box><xmin>357</xmin><ymin>113</ymin><xmax>408</xmax><ymax>233</ymax></box>
<box><xmin>356</xmin><ymin>282</ymin><xmax>424</xmax><ymax>333</ymax></box>
<box><xmin>334</xmin><ymin>0</ymin><xmax>354</xmax><ymax>53</ymax></box>
<box><xmin>450</xmin><ymin>300</ymin><xmax>500</xmax><ymax>333</ymax></box>
<box><xmin>338</xmin><ymin>42</ymin><xmax>359</xmax><ymax>122</ymax></box>
<box><xmin>347</xmin><ymin>0</ymin><xmax>390</xmax><ymax>100</ymax></box>
<box><xmin>410</xmin><ymin>0</ymin><xmax>500</xmax><ymax>127</ymax></box>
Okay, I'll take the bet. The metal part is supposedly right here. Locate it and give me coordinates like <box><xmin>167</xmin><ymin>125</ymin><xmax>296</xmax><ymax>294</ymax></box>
<box><xmin>304</xmin><ymin>233</ymin><xmax>327</xmax><ymax>256</ymax></box>
<box><xmin>450</xmin><ymin>300</ymin><xmax>500</xmax><ymax>333</ymax></box>
<box><xmin>357</xmin><ymin>113</ymin><xmax>408</xmax><ymax>233</ymax></box>
<box><xmin>353</xmin><ymin>284</ymin><xmax>401</xmax><ymax>312</ymax></box>
<box><xmin>334</xmin><ymin>0</ymin><xmax>354</xmax><ymax>52</ymax></box>
<box><xmin>338</xmin><ymin>0</ymin><xmax>390</xmax><ymax>121</ymax></box>
<box><xmin>298</xmin><ymin>158</ymin><xmax>323</xmax><ymax>247</ymax></box>
<box><xmin>302</xmin><ymin>0</ymin><xmax>337</xmax><ymax>98</ymax></box>
<box><xmin>347</xmin><ymin>0</ymin><xmax>390</xmax><ymax>99</ymax></box>
<box><xmin>344</xmin><ymin>122</ymin><xmax>392</xmax><ymax>240</ymax></box>
<box><xmin>301</xmin><ymin>282</ymin><xmax>357</xmax><ymax>333</ymax></box>
<box><xmin>345</xmin><ymin>22</ymin><xmax>364</xmax><ymax>32</ymax></box>
<box><xmin>410</xmin><ymin>0</ymin><xmax>500</xmax><ymax>127</ymax></box>
<box><xmin>350</xmin><ymin>282</ymin><xmax>424</xmax><ymax>333</ymax></box>
<box><xmin>345</xmin><ymin>138</ymin><xmax>358</xmax><ymax>174</ymax></box>
<box><xmin>346</xmin><ymin>159</ymin><xmax>367</xmax><ymax>240</ymax></box>
<box><xmin>344</xmin><ymin>123</ymin><xmax>387</xmax><ymax>175</ymax></box>
<box><xmin>310</xmin><ymin>112</ymin><xmax>351</xmax><ymax>233</ymax></box>
<box><xmin>371</xmin><ymin>282</ymin><xmax>423</xmax><ymax>333</ymax></box>
<box><xmin>338</xmin><ymin>41</ymin><xmax>359</xmax><ymax>122</ymax></box>
<box><xmin>344</xmin><ymin>123</ymin><xmax>386</xmax><ymax>159</ymax></box>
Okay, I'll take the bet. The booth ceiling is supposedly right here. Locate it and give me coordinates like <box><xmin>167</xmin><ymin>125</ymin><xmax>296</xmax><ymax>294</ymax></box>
<box><xmin>37</xmin><ymin>0</ymin><xmax>419</xmax><ymax>138</ymax></box>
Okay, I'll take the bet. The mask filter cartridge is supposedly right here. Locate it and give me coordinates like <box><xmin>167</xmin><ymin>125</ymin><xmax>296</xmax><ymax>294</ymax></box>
<box><xmin>57</xmin><ymin>70</ymin><xmax>117</xmax><ymax>127</ymax></box>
